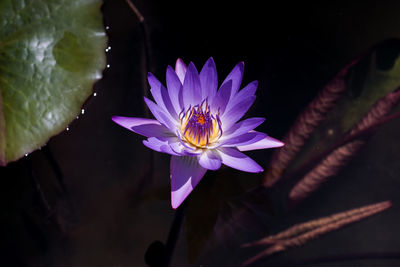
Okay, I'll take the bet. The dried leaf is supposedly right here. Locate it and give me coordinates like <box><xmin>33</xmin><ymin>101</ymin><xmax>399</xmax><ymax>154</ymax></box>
<box><xmin>289</xmin><ymin>89</ymin><xmax>400</xmax><ymax>202</ymax></box>
<box><xmin>264</xmin><ymin>40</ymin><xmax>400</xmax><ymax>189</ymax></box>
<box><xmin>263</xmin><ymin>57</ymin><xmax>359</xmax><ymax>187</ymax></box>
<box><xmin>242</xmin><ymin>201</ymin><xmax>392</xmax><ymax>266</ymax></box>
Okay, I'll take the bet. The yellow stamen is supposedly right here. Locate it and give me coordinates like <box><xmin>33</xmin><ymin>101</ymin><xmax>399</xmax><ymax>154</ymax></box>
<box><xmin>179</xmin><ymin>101</ymin><xmax>222</xmax><ymax>148</ymax></box>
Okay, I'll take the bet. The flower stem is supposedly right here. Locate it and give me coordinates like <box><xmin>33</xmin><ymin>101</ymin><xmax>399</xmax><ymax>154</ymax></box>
<box><xmin>164</xmin><ymin>199</ymin><xmax>188</xmax><ymax>266</ymax></box>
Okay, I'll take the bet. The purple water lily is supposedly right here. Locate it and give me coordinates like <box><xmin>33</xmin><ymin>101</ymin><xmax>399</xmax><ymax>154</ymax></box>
<box><xmin>112</xmin><ymin>58</ymin><xmax>284</xmax><ymax>209</ymax></box>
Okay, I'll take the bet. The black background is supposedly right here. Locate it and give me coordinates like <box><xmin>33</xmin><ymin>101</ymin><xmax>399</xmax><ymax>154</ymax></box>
<box><xmin>1</xmin><ymin>0</ymin><xmax>400</xmax><ymax>266</ymax></box>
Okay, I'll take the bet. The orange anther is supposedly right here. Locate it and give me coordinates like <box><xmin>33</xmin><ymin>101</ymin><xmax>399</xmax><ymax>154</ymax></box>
<box><xmin>197</xmin><ymin>115</ymin><xmax>205</xmax><ymax>125</ymax></box>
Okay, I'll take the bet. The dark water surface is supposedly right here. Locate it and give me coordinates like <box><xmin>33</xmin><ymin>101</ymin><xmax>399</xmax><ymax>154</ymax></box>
<box><xmin>1</xmin><ymin>0</ymin><xmax>400</xmax><ymax>266</ymax></box>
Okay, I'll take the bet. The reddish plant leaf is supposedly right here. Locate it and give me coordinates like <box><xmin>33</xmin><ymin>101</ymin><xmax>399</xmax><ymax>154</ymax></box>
<box><xmin>289</xmin><ymin>89</ymin><xmax>400</xmax><ymax>203</ymax></box>
<box><xmin>242</xmin><ymin>200</ymin><xmax>392</xmax><ymax>266</ymax></box>
<box><xmin>263</xmin><ymin>56</ymin><xmax>360</xmax><ymax>187</ymax></box>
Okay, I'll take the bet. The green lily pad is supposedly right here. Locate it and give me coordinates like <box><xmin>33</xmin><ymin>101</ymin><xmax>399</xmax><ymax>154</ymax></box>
<box><xmin>0</xmin><ymin>0</ymin><xmax>106</xmax><ymax>165</ymax></box>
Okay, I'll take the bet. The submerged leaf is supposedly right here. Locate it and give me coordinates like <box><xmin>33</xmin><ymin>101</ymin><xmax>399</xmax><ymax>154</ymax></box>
<box><xmin>185</xmin><ymin>169</ymin><xmax>258</xmax><ymax>262</ymax></box>
<box><xmin>211</xmin><ymin>187</ymin><xmax>273</xmax><ymax>249</ymax></box>
<box><xmin>0</xmin><ymin>0</ymin><xmax>107</xmax><ymax>165</ymax></box>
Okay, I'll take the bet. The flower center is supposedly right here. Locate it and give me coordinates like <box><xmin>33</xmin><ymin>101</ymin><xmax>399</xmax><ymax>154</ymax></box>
<box><xmin>197</xmin><ymin>114</ymin><xmax>205</xmax><ymax>125</ymax></box>
<box><xmin>179</xmin><ymin>99</ymin><xmax>222</xmax><ymax>148</ymax></box>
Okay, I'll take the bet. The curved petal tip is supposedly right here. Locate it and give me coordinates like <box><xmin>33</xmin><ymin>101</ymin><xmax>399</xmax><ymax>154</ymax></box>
<box><xmin>170</xmin><ymin>156</ymin><xmax>207</xmax><ymax>209</ymax></box>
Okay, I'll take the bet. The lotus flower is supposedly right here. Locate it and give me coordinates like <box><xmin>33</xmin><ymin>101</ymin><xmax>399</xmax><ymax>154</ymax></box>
<box><xmin>112</xmin><ymin>58</ymin><xmax>284</xmax><ymax>209</ymax></box>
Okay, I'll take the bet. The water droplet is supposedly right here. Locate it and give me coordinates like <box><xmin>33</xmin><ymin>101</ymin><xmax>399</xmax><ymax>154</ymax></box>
<box><xmin>25</xmin><ymin>153</ymin><xmax>28</xmax><ymax>157</ymax></box>
<box><xmin>107</xmin><ymin>46</ymin><xmax>111</xmax><ymax>51</ymax></box>
<box><xmin>81</xmin><ymin>109</ymin><xmax>85</xmax><ymax>115</ymax></box>
<box><xmin>106</xmin><ymin>64</ymin><xmax>110</xmax><ymax>68</ymax></box>
<box><xmin>93</xmin><ymin>92</ymin><xmax>97</xmax><ymax>97</ymax></box>
<box><xmin>66</xmin><ymin>127</ymin><xmax>70</xmax><ymax>131</ymax></box>
<box><xmin>76</xmin><ymin>116</ymin><xmax>79</xmax><ymax>119</ymax></box>
<box><xmin>106</xmin><ymin>26</ymin><xmax>110</xmax><ymax>30</ymax></box>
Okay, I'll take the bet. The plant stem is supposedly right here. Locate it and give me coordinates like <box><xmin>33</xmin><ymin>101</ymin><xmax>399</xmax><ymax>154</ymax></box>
<box><xmin>164</xmin><ymin>200</ymin><xmax>188</xmax><ymax>266</ymax></box>
<box><xmin>124</xmin><ymin>0</ymin><xmax>144</xmax><ymax>22</ymax></box>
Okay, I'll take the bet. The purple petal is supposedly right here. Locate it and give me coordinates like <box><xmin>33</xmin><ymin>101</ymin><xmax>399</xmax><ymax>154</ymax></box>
<box><xmin>131</xmin><ymin>124</ymin><xmax>172</xmax><ymax>138</ymax></box>
<box><xmin>237</xmin><ymin>133</ymin><xmax>284</xmax><ymax>151</ymax></box>
<box><xmin>175</xmin><ymin>58</ymin><xmax>187</xmax><ymax>84</ymax></box>
<box><xmin>170</xmin><ymin>156</ymin><xmax>207</xmax><ymax>209</ymax></box>
<box><xmin>112</xmin><ymin>116</ymin><xmax>158</xmax><ymax>128</ymax></box>
<box><xmin>143</xmin><ymin>137</ymin><xmax>181</xmax><ymax>156</ymax></box>
<box><xmin>166</xmin><ymin>66</ymin><xmax>183</xmax><ymax>114</ymax></box>
<box><xmin>148</xmin><ymin>73</ymin><xmax>178</xmax><ymax>119</ymax></box>
<box><xmin>210</xmin><ymin>80</ymin><xmax>232</xmax><ymax>114</ymax></box>
<box><xmin>221</xmin><ymin>61</ymin><xmax>244</xmax><ymax>98</ymax></box>
<box><xmin>144</xmin><ymin>97</ymin><xmax>178</xmax><ymax>131</ymax></box>
<box><xmin>200</xmin><ymin>57</ymin><xmax>218</xmax><ymax>100</ymax></box>
<box><xmin>225</xmin><ymin>81</ymin><xmax>258</xmax><ymax>112</ymax></box>
<box><xmin>221</xmin><ymin>117</ymin><xmax>265</xmax><ymax>140</ymax></box>
<box><xmin>112</xmin><ymin>116</ymin><xmax>168</xmax><ymax>136</ymax></box>
<box><xmin>169</xmin><ymin>140</ymin><xmax>202</xmax><ymax>156</ymax></box>
<box><xmin>198</xmin><ymin>149</ymin><xmax>221</xmax><ymax>170</ymax></box>
<box><xmin>175</xmin><ymin>132</ymin><xmax>203</xmax><ymax>155</ymax></box>
<box><xmin>182</xmin><ymin>62</ymin><xmax>202</xmax><ymax>107</ymax></box>
<box><xmin>217</xmin><ymin>147</ymin><xmax>263</xmax><ymax>173</ymax></box>
<box><xmin>238</xmin><ymin>81</ymin><xmax>258</xmax><ymax>97</ymax></box>
<box><xmin>220</xmin><ymin>96</ymin><xmax>256</xmax><ymax>131</ymax></box>
<box><xmin>219</xmin><ymin>132</ymin><xmax>267</xmax><ymax>147</ymax></box>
